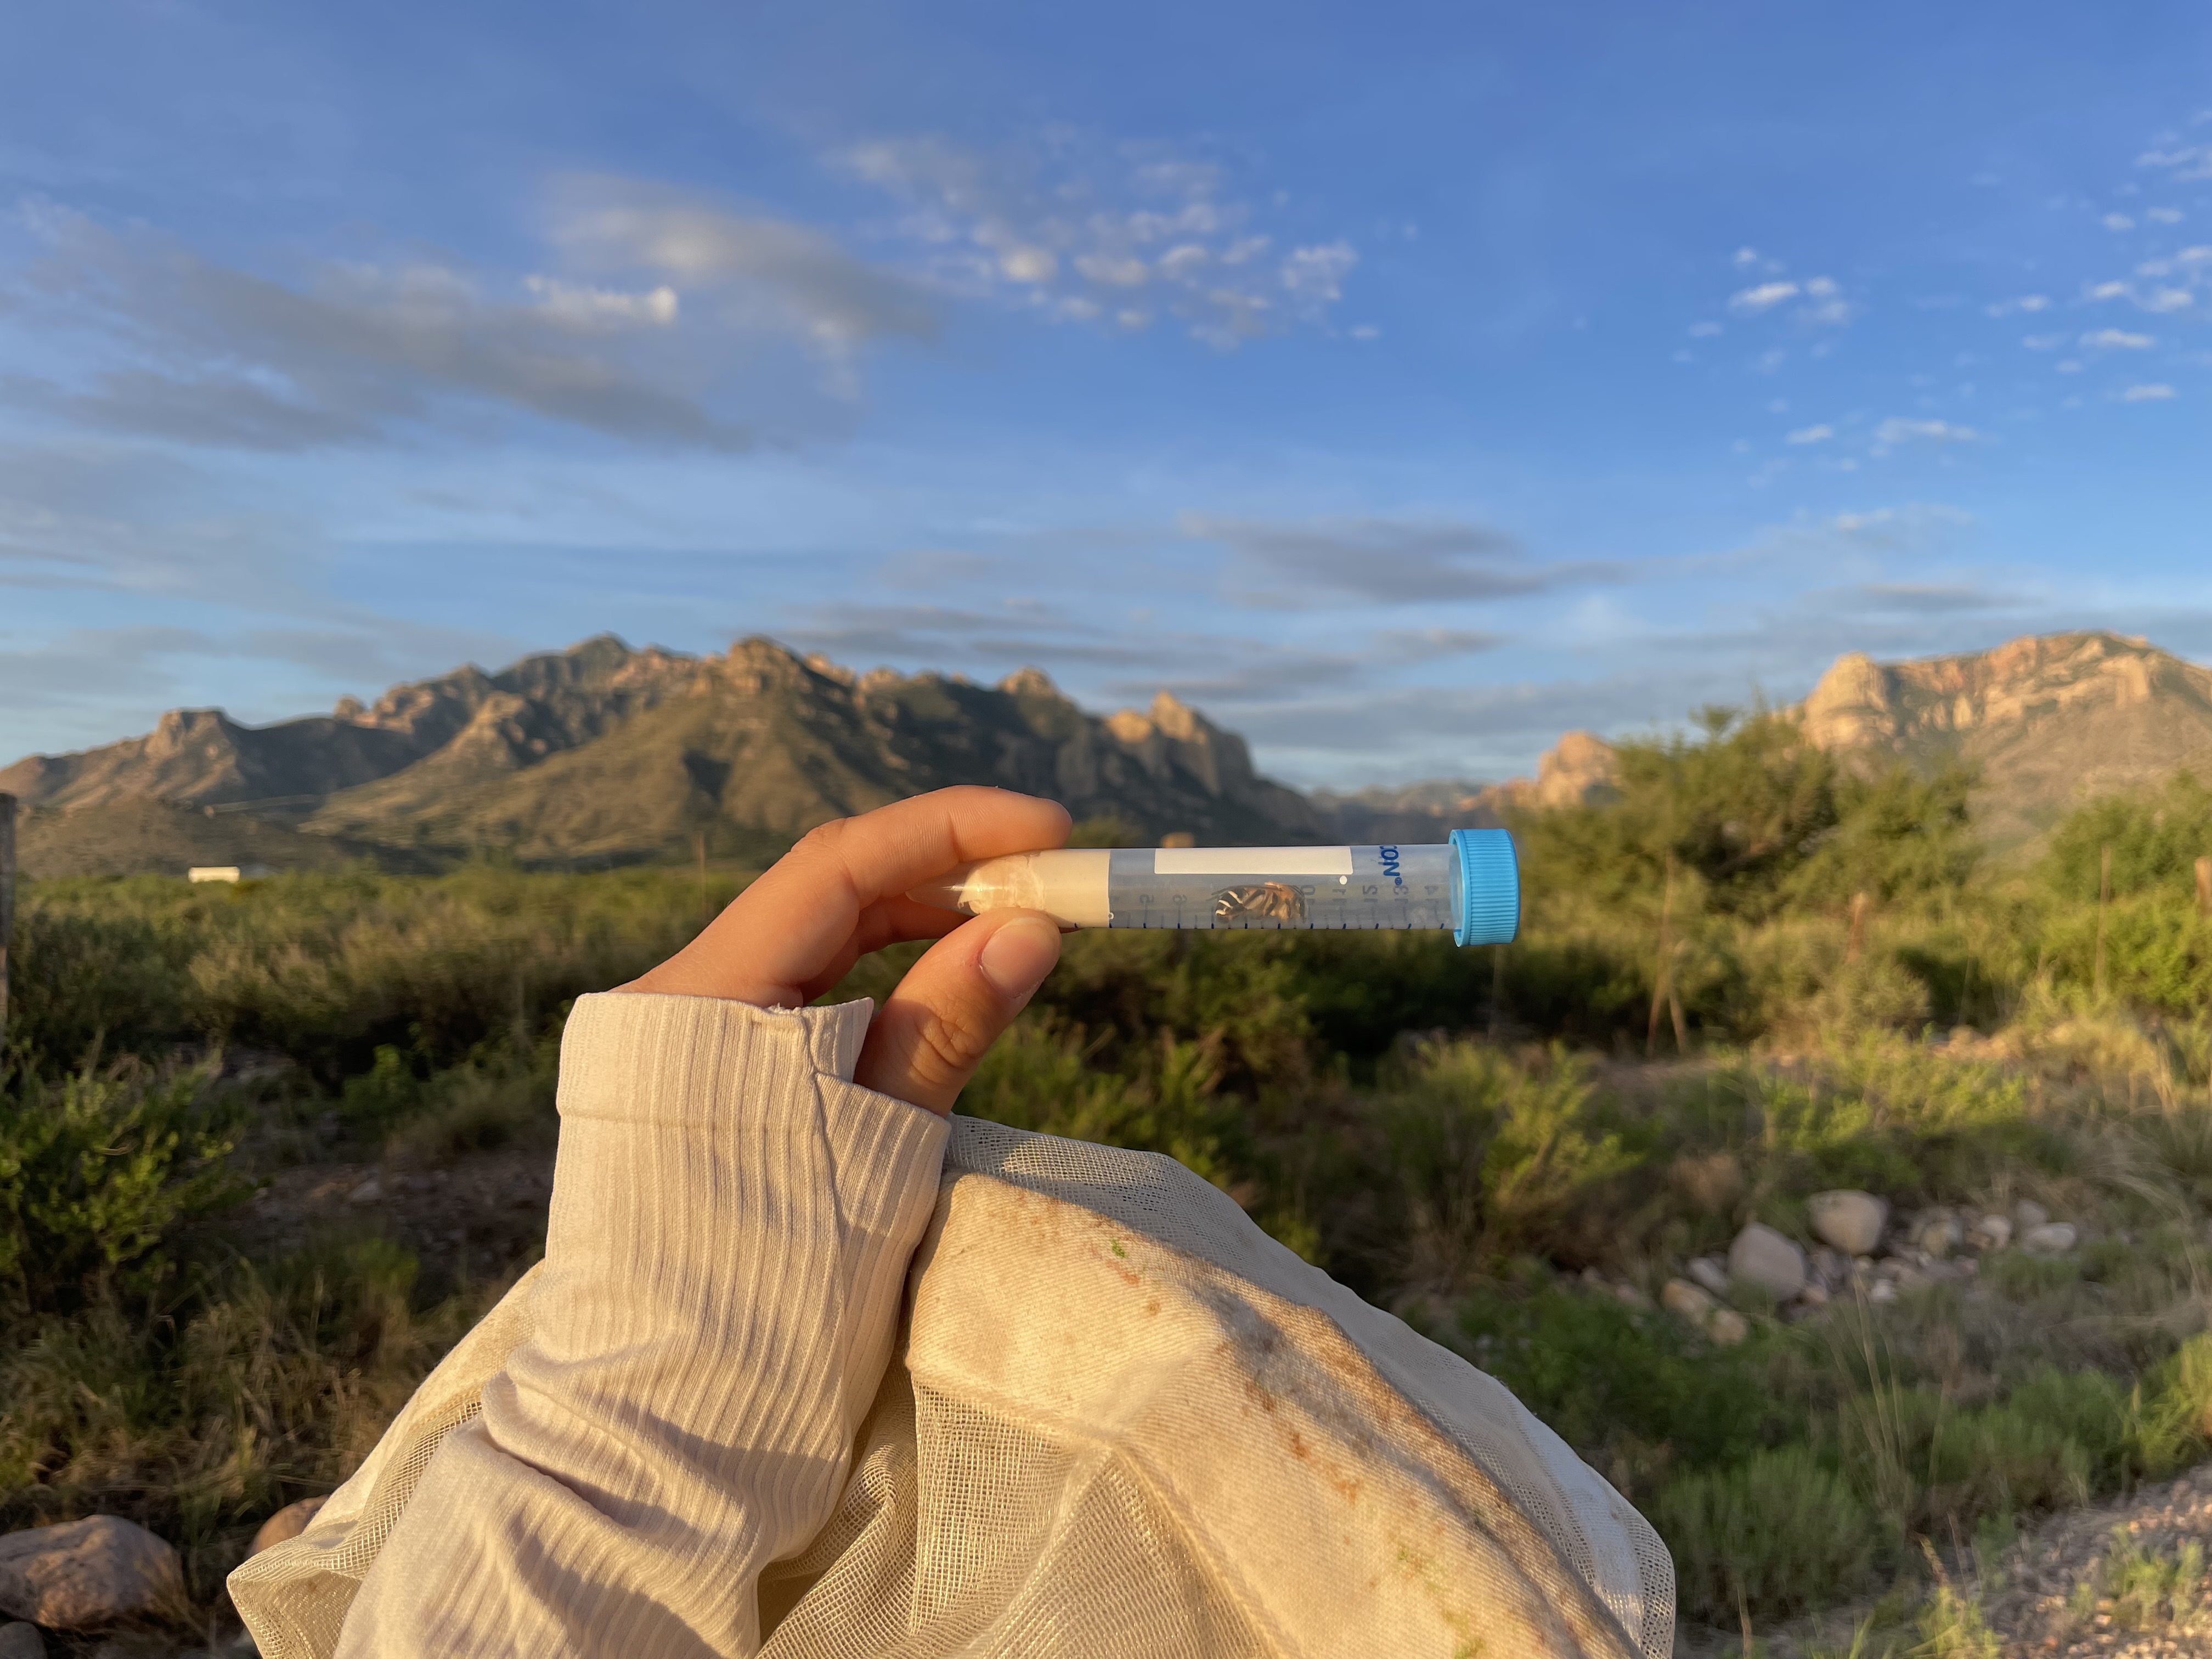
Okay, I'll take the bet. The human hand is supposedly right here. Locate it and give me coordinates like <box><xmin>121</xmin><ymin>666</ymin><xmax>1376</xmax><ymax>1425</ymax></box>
<box><xmin>619</xmin><ymin>787</ymin><xmax>1070</xmax><ymax>1114</ymax></box>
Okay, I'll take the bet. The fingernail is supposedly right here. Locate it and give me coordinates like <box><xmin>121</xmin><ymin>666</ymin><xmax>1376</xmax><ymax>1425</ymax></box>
<box><xmin>978</xmin><ymin>916</ymin><xmax>1062</xmax><ymax>997</ymax></box>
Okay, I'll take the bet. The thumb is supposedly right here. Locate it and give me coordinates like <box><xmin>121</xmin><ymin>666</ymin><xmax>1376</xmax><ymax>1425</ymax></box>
<box><xmin>853</xmin><ymin>910</ymin><xmax>1062</xmax><ymax>1115</ymax></box>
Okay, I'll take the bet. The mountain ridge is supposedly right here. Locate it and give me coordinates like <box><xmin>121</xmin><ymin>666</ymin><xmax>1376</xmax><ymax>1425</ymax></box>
<box><xmin>10</xmin><ymin>628</ymin><xmax>2212</xmax><ymax>878</ymax></box>
<box><xmin>1</xmin><ymin>635</ymin><xmax>1323</xmax><ymax>871</ymax></box>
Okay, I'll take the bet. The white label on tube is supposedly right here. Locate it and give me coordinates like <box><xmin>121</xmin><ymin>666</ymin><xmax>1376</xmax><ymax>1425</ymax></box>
<box><xmin>1153</xmin><ymin>846</ymin><xmax>1356</xmax><ymax>876</ymax></box>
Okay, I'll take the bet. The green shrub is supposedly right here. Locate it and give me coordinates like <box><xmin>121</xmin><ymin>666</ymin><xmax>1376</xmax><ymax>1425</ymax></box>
<box><xmin>1914</xmin><ymin>1568</ymin><xmax>2000</xmax><ymax>1659</ymax></box>
<box><xmin>1451</xmin><ymin>1285</ymin><xmax>1782</xmax><ymax>1500</ymax></box>
<box><xmin>2096</xmin><ymin>1526</ymin><xmax>2206</xmax><ymax>1630</ymax></box>
<box><xmin>957</xmin><ymin>1015</ymin><xmax>1244</xmax><ymax>1192</ymax></box>
<box><xmin>4</xmin><ymin>906</ymin><xmax>193</xmax><ymax>1065</ymax></box>
<box><xmin>0</xmin><ymin>1059</ymin><xmax>244</xmax><ymax>1316</ymax></box>
<box><xmin>1656</xmin><ymin>1444</ymin><xmax>1879</xmax><ymax>1624</ymax></box>
<box><xmin>2135</xmin><ymin>1332</ymin><xmax>2212</xmax><ymax>1477</ymax></box>
<box><xmin>1375</xmin><ymin>1042</ymin><xmax>1632</xmax><ymax>1284</ymax></box>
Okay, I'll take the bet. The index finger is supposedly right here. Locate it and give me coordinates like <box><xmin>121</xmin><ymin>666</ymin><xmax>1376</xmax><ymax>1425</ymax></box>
<box><xmin>765</xmin><ymin>786</ymin><xmax>1074</xmax><ymax>919</ymax></box>
<box><xmin>631</xmin><ymin>788</ymin><xmax>1071</xmax><ymax>1008</ymax></box>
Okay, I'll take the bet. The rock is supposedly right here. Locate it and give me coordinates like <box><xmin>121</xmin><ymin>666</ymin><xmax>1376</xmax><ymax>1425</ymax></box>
<box><xmin>1807</xmin><ymin>1190</ymin><xmax>1888</xmax><ymax>1256</ymax></box>
<box><xmin>2016</xmin><ymin>1198</ymin><xmax>2050</xmax><ymax>1229</ymax></box>
<box><xmin>1812</xmin><ymin>1247</ymin><xmax>1846</xmax><ymax>1287</ymax></box>
<box><xmin>1662</xmin><ymin>1278</ymin><xmax>1716</xmax><ymax>1322</ymax></box>
<box><xmin>1867</xmin><ymin>1279</ymin><xmax>1899</xmax><ymax>1304</ymax></box>
<box><xmin>1686</xmin><ymin>1256</ymin><xmax>1730</xmax><ymax>1297</ymax></box>
<box><xmin>249</xmin><ymin>1496</ymin><xmax>326</xmax><ymax>1557</ymax></box>
<box><xmin>1970</xmin><ymin>1214</ymin><xmax>2012</xmax><ymax>1250</ymax></box>
<box><xmin>1706</xmin><ymin>1309</ymin><xmax>1749</xmax><ymax>1346</ymax></box>
<box><xmin>1728</xmin><ymin>1222</ymin><xmax>1809</xmax><ymax>1300</ymax></box>
<box><xmin>0</xmin><ymin>1623</ymin><xmax>45</xmax><ymax>1659</ymax></box>
<box><xmin>1918</xmin><ymin>1215</ymin><xmax>1961</xmax><ymax>1258</ymax></box>
<box><xmin>0</xmin><ymin>1516</ymin><xmax>184</xmax><ymax>1630</ymax></box>
<box><xmin>346</xmin><ymin>1178</ymin><xmax>383</xmax><ymax>1205</ymax></box>
<box><xmin>1611</xmin><ymin>1282</ymin><xmax>1652</xmax><ymax>1311</ymax></box>
<box><xmin>2023</xmin><ymin>1221</ymin><xmax>2078</xmax><ymax>1255</ymax></box>
<box><xmin>1797</xmin><ymin>1283</ymin><xmax>1830</xmax><ymax>1307</ymax></box>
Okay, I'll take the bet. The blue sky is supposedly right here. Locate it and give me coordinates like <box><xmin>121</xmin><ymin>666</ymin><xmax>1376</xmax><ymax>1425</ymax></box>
<box><xmin>2</xmin><ymin>1</ymin><xmax>2208</xmax><ymax>786</ymax></box>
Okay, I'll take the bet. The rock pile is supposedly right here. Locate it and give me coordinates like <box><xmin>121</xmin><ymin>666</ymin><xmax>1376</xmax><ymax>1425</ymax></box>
<box><xmin>1603</xmin><ymin>1189</ymin><xmax>2086</xmax><ymax>1344</ymax></box>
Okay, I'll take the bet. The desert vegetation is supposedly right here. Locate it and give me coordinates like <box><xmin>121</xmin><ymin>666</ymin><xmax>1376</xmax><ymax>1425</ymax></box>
<box><xmin>12</xmin><ymin>710</ymin><xmax>2212</xmax><ymax>1651</ymax></box>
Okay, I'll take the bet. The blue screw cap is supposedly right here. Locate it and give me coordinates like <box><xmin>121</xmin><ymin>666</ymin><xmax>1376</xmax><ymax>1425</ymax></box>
<box><xmin>1448</xmin><ymin>828</ymin><xmax>1520</xmax><ymax>947</ymax></box>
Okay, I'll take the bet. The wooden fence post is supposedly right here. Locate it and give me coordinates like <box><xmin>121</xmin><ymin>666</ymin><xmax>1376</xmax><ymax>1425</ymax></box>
<box><xmin>1847</xmin><ymin>890</ymin><xmax>1871</xmax><ymax>963</ymax></box>
<box><xmin>0</xmin><ymin>793</ymin><xmax>14</xmax><ymax>1051</ymax></box>
<box><xmin>2196</xmin><ymin>855</ymin><xmax>2210</xmax><ymax>919</ymax></box>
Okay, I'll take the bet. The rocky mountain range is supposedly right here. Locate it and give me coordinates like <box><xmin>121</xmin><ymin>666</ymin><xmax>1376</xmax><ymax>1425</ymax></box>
<box><xmin>7</xmin><ymin>628</ymin><xmax>2209</xmax><ymax>878</ymax></box>
<box><xmin>2</xmin><ymin>636</ymin><xmax>1323</xmax><ymax>875</ymax></box>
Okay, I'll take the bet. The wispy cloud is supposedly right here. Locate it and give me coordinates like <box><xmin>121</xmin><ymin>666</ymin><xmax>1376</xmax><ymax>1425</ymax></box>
<box><xmin>2119</xmin><ymin>383</ymin><xmax>2177</xmax><ymax>402</ymax></box>
<box><xmin>2081</xmin><ymin>328</ymin><xmax>2155</xmax><ymax>349</ymax></box>
<box><xmin>544</xmin><ymin>174</ymin><xmax>937</xmax><ymax>352</ymax></box>
<box><xmin>1785</xmin><ymin>424</ymin><xmax>1833</xmax><ymax>444</ymax></box>
<box><xmin>833</xmin><ymin>134</ymin><xmax>1358</xmax><ymax>347</ymax></box>
<box><xmin>1871</xmin><ymin>417</ymin><xmax>1980</xmax><ymax>447</ymax></box>
<box><xmin>1175</xmin><ymin>512</ymin><xmax>1626</xmax><ymax>605</ymax></box>
<box><xmin>1729</xmin><ymin>280</ymin><xmax>1799</xmax><ymax>314</ymax></box>
<box><xmin>2137</xmin><ymin>144</ymin><xmax>2212</xmax><ymax>182</ymax></box>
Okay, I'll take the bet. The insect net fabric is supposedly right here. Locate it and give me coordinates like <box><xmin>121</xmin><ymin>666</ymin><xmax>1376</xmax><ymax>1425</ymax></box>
<box><xmin>233</xmin><ymin>1117</ymin><xmax>1674</xmax><ymax>1658</ymax></box>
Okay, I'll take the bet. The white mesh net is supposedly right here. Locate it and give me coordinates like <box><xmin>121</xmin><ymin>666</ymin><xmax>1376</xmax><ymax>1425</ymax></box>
<box><xmin>235</xmin><ymin>1116</ymin><xmax>1673</xmax><ymax>1657</ymax></box>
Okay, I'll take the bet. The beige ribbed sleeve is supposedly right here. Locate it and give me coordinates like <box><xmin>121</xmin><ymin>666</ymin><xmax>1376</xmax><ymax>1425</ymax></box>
<box><xmin>328</xmin><ymin>992</ymin><xmax>949</xmax><ymax>1659</ymax></box>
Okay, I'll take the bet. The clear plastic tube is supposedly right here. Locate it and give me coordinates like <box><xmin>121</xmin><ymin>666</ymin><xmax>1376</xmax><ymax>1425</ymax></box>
<box><xmin>909</xmin><ymin>832</ymin><xmax>1519</xmax><ymax>946</ymax></box>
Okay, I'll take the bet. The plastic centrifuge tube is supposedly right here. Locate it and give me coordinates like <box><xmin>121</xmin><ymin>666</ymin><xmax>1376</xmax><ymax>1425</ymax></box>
<box><xmin>910</xmin><ymin>830</ymin><xmax>1518</xmax><ymax>946</ymax></box>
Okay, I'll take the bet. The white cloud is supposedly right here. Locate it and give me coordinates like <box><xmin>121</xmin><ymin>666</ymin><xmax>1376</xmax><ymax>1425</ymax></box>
<box><xmin>1688</xmin><ymin>321</ymin><xmax>1723</xmax><ymax>337</ymax></box>
<box><xmin>544</xmin><ymin>174</ymin><xmax>935</xmax><ymax>353</ymax></box>
<box><xmin>1281</xmin><ymin>241</ymin><xmax>1358</xmax><ymax>307</ymax></box>
<box><xmin>2148</xmin><ymin>207</ymin><xmax>2185</xmax><ymax>224</ymax></box>
<box><xmin>521</xmin><ymin>275</ymin><xmax>679</xmax><ymax>329</ymax></box>
<box><xmin>1804</xmin><ymin>276</ymin><xmax>1839</xmax><ymax>298</ymax></box>
<box><xmin>1785</xmin><ymin>424</ymin><xmax>1834</xmax><ymax>444</ymax></box>
<box><xmin>2056</xmin><ymin>359</ymin><xmax>2084</xmax><ymax>373</ymax></box>
<box><xmin>1985</xmin><ymin>295</ymin><xmax>2050</xmax><ymax>316</ymax></box>
<box><xmin>2</xmin><ymin>196</ymin><xmax>881</xmax><ymax>452</ymax></box>
<box><xmin>1074</xmin><ymin>252</ymin><xmax>1149</xmax><ymax>286</ymax></box>
<box><xmin>2086</xmin><ymin>280</ymin><xmax>2131</xmax><ymax>301</ymax></box>
<box><xmin>2120</xmin><ymin>383</ymin><xmax>2177</xmax><ymax>401</ymax></box>
<box><xmin>2104</xmin><ymin>213</ymin><xmax>2138</xmax><ymax>231</ymax></box>
<box><xmin>2023</xmin><ymin>333</ymin><xmax>2065</xmax><ymax>349</ymax></box>
<box><xmin>2081</xmin><ymin>328</ymin><xmax>2154</xmax><ymax>348</ymax></box>
<box><xmin>831</xmin><ymin>133</ymin><xmax>1356</xmax><ymax>348</ymax></box>
<box><xmin>1732</xmin><ymin>246</ymin><xmax>1763</xmax><ymax>268</ymax></box>
<box><xmin>1872</xmin><ymin>417</ymin><xmax>1980</xmax><ymax>446</ymax></box>
<box><xmin>2138</xmin><ymin>145</ymin><xmax>2212</xmax><ymax>181</ymax></box>
<box><xmin>2140</xmin><ymin>288</ymin><xmax>2196</xmax><ymax>313</ymax></box>
<box><xmin>998</xmin><ymin>245</ymin><xmax>1058</xmax><ymax>283</ymax></box>
<box><xmin>1729</xmin><ymin>280</ymin><xmax>1799</xmax><ymax>314</ymax></box>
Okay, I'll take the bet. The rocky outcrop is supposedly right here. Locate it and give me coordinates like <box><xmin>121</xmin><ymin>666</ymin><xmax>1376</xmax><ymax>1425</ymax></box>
<box><xmin>1795</xmin><ymin>631</ymin><xmax>2212</xmax><ymax>846</ymax></box>
<box><xmin>1313</xmin><ymin>730</ymin><xmax>1620</xmax><ymax>843</ymax></box>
